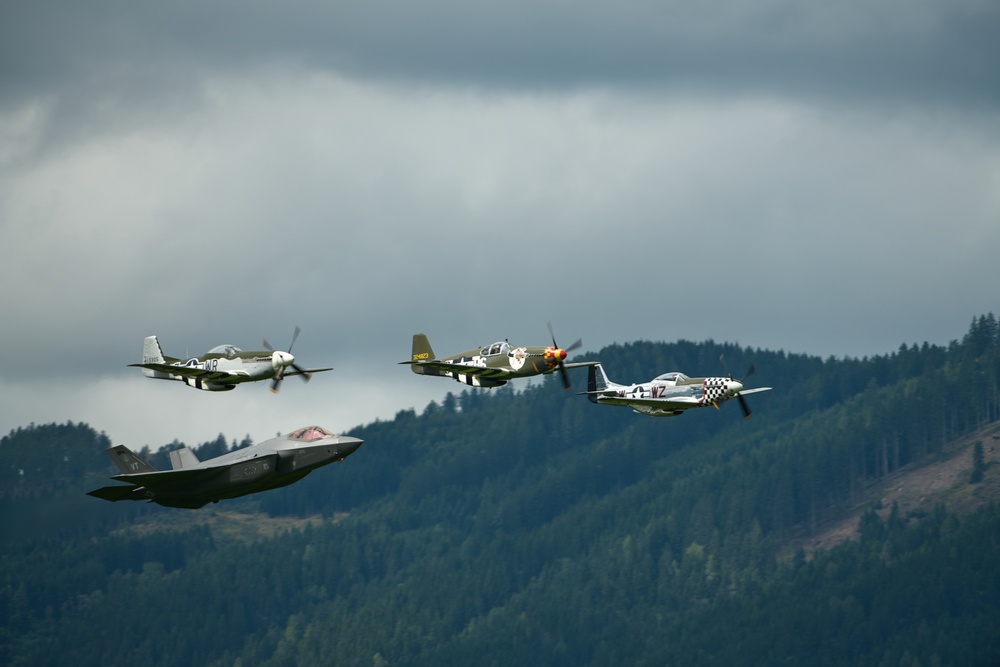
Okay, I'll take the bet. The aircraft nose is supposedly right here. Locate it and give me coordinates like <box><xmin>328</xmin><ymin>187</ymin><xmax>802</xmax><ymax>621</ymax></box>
<box><xmin>337</xmin><ymin>436</ymin><xmax>363</xmax><ymax>458</ymax></box>
<box><xmin>556</xmin><ymin>348</ymin><xmax>567</xmax><ymax>361</ymax></box>
<box><xmin>727</xmin><ymin>380</ymin><xmax>744</xmax><ymax>396</ymax></box>
<box><xmin>272</xmin><ymin>351</ymin><xmax>295</xmax><ymax>369</ymax></box>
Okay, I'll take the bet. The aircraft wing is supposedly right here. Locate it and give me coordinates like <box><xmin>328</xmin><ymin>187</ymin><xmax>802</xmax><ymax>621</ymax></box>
<box><xmin>401</xmin><ymin>360</ymin><xmax>510</xmax><ymax>377</ymax></box>
<box><xmin>563</xmin><ymin>361</ymin><xmax>601</xmax><ymax>369</ymax></box>
<box><xmin>598</xmin><ymin>391</ymin><xmax>770</xmax><ymax>409</ymax></box>
<box><xmin>109</xmin><ymin>452</ymin><xmax>280</xmax><ymax>490</ymax></box>
<box><xmin>282</xmin><ymin>367</ymin><xmax>334</xmax><ymax>377</ymax></box>
<box><xmin>738</xmin><ymin>387</ymin><xmax>773</xmax><ymax>396</ymax></box>
<box><xmin>110</xmin><ymin>465</ymin><xmax>225</xmax><ymax>490</ymax></box>
<box><xmin>127</xmin><ymin>362</ymin><xmax>249</xmax><ymax>382</ymax></box>
<box><xmin>617</xmin><ymin>396</ymin><xmax>703</xmax><ymax>409</ymax></box>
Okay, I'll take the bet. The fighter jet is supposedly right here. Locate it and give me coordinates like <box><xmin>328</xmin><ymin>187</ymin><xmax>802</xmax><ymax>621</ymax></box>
<box><xmin>401</xmin><ymin>323</ymin><xmax>597</xmax><ymax>389</ymax></box>
<box><xmin>579</xmin><ymin>359</ymin><xmax>771</xmax><ymax>418</ymax></box>
<box><xmin>129</xmin><ymin>326</ymin><xmax>332</xmax><ymax>393</ymax></box>
<box><xmin>87</xmin><ymin>426</ymin><xmax>362</xmax><ymax>509</ymax></box>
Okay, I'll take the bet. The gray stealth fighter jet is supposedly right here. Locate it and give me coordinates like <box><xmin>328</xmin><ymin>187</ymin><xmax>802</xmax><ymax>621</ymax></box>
<box><xmin>88</xmin><ymin>426</ymin><xmax>362</xmax><ymax>509</ymax></box>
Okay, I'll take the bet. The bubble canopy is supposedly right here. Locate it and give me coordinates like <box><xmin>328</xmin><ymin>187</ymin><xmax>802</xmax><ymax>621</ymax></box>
<box><xmin>206</xmin><ymin>344</ymin><xmax>242</xmax><ymax>358</ymax></box>
<box><xmin>653</xmin><ymin>372</ymin><xmax>689</xmax><ymax>383</ymax></box>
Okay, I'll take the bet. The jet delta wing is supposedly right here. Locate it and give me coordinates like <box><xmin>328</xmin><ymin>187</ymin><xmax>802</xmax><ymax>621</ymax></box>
<box><xmin>129</xmin><ymin>326</ymin><xmax>332</xmax><ymax>393</ymax></box>
<box><xmin>88</xmin><ymin>426</ymin><xmax>362</xmax><ymax>509</ymax></box>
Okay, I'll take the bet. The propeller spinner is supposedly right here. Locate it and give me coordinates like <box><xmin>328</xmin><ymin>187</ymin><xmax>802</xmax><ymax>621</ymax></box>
<box><xmin>547</xmin><ymin>322</ymin><xmax>583</xmax><ymax>390</ymax></box>
<box><xmin>720</xmin><ymin>354</ymin><xmax>758</xmax><ymax>419</ymax></box>
<box><xmin>262</xmin><ymin>326</ymin><xmax>313</xmax><ymax>393</ymax></box>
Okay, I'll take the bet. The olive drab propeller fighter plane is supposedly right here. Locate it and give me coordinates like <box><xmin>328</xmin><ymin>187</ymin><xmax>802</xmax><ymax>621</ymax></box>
<box><xmin>580</xmin><ymin>356</ymin><xmax>772</xmax><ymax>418</ymax></box>
<box><xmin>88</xmin><ymin>426</ymin><xmax>363</xmax><ymax>509</ymax></box>
<box><xmin>129</xmin><ymin>326</ymin><xmax>332</xmax><ymax>393</ymax></box>
<box><xmin>401</xmin><ymin>323</ymin><xmax>598</xmax><ymax>389</ymax></box>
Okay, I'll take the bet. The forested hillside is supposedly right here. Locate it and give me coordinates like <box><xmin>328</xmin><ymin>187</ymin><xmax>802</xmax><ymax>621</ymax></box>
<box><xmin>2</xmin><ymin>316</ymin><xmax>999</xmax><ymax>665</ymax></box>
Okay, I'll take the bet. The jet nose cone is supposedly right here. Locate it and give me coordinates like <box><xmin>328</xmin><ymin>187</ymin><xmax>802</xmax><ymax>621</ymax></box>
<box><xmin>338</xmin><ymin>436</ymin><xmax>363</xmax><ymax>458</ymax></box>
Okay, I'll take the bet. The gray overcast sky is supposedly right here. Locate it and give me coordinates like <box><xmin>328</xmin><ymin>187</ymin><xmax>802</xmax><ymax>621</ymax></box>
<box><xmin>2</xmin><ymin>1</ymin><xmax>998</xmax><ymax>449</ymax></box>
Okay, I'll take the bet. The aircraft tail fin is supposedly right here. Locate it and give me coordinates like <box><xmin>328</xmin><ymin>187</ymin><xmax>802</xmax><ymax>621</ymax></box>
<box><xmin>169</xmin><ymin>447</ymin><xmax>200</xmax><ymax>470</ymax></box>
<box><xmin>409</xmin><ymin>334</ymin><xmax>437</xmax><ymax>375</ymax></box>
<box><xmin>104</xmin><ymin>445</ymin><xmax>157</xmax><ymax>475</ymax></box>
<box><xmin>412</xmin><ymin>333</ymin><xmax>435</xmax><ymax>359</ymax></box>
<box><xmin>139</xmin><ymin>336</ymin><xmax>172</xmax><ymax>378</ymax></box>
<box><xmin>587</xmin><ymin>363</ymin><xmax>615</xmax><ymax>402</ymax></box>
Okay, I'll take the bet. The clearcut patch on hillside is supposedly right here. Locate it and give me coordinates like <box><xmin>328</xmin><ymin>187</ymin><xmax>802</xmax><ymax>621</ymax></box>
<box><xmin>795</xmin><ymin>421</ymin><xmax>1000</xmax><ymax>557</ymax></box>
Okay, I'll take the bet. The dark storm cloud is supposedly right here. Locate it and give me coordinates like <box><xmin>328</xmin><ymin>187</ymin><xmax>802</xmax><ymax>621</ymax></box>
<box><xmin>3</xmin><ymin>0</ymin><xmax>998</xmax><ymax>112</ymax></box>
<box><xmin>2</xmin><ymin>0</ymin><xmax>998</xmax><ymax>446</ymax></box>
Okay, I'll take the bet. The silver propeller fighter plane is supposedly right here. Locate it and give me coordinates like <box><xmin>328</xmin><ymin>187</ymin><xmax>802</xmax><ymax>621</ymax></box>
<box><xmin>87</xmin><ymin>426</ymin><xmax>363</xmax><ymax>509</ymax></box>
<box><xmin>129</xmin><ymin>326</ymin><xmax>332</xmax><ymax>393</ymax></box>
<box><xmin>580</xmin><ymin>359</ymin><xmax>772</xmax><ymax>418</ymax></box>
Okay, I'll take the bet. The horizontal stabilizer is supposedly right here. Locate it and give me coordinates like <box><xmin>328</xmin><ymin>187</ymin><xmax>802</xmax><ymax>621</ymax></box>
<box><xmin>87</xmin><ymin>485</ymin><xmax>138</xmax><ymax>503</ymax></box>
<box><xmin>561</xmin><ymin>361</ymin><xmax>602</xmax><ymax>370</ymax></box>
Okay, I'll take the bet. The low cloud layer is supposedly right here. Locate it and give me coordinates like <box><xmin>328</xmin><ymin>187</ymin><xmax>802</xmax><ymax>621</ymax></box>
<box><xmin>2</xmin><ymin>1</ymin><xmax>997</xmax><ymax>446</ymax></box>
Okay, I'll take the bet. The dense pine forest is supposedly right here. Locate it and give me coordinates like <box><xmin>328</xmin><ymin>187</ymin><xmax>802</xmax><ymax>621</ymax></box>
<box><xmin>2</xmin><ymin>315</ymin><xmax>1000</xmax><ymax>665</ymax></box>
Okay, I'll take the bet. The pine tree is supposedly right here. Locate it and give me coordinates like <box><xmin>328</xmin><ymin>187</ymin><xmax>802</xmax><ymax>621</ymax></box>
<box><xmin>970</xmin><ymin>441</ymin><xmax>986</xmax><ymax>484</ymax></box>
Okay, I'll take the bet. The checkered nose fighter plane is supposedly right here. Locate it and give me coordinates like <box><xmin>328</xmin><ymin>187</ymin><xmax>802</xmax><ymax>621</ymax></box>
<box><xmin>401</xmin><ymin>323</ymin><xmax>599</xmax><ymax>390</ymax></box>
<box><xmin>579</xmin><ymin>357</ymin><xmax>772</xmax><ymax>418</ymax></box>
<box><xmin>87</xmin><ymin>426</ymin><xmax>362</xmax><ymax>509</ymax></box>
<box><xmin>129</xmin><ymin>326</ymin><xmax>332</xmax><ymax>393</ymax></box>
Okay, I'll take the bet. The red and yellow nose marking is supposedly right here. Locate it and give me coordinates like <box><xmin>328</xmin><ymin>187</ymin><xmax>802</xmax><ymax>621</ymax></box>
<box><xmin>543</xmin><ymin>347</ymin><xmax>568</xmax><ymax>365</ymax></box>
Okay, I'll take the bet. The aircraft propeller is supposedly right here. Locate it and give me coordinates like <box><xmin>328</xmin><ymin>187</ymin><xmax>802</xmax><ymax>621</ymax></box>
<box><xmin>720</xmin><ymin>354</ymin><xmax>757</xmax><ymax>419</ymax></box>
<box><xmin>262</xmin><ymin>326</ymin><xmax>312</xmax><ymax>393</ymax></box>
<box><xmin>547</xmin><ymin>322</ymin><xmax>583</xmax><ymax>390</ymax></box>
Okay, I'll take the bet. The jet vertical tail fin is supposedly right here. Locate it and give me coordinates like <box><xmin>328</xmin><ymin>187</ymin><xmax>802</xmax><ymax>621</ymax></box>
<box><xmin>105</xmin><ymin>445</ymin><xmax>157</xmax><ymax>475</ymax></box>
<box><xmin>169</xmin><ymin>447</ymin><xmax>201</xmax><ymax>470</ymax></box>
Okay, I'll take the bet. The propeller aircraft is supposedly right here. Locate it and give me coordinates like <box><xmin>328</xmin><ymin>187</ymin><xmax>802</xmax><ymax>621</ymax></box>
<box><xmin>401</xmin><ymin>324</ymin><xmax>597</xmax><ymax>389</ymax></box>
<box><xmin>87</xmin><ymin>425</ymin><xmax>362</xmax><ymax>509</ymax></box>
<box><xmin>579</xmin><ymin>357</ymin><xmax>772</xmax><ymax>418</ymax></box>
<box><xmin>129</xmin><ymin>326</ymin><xmax>332</xmax><ymax>393</ymax></box>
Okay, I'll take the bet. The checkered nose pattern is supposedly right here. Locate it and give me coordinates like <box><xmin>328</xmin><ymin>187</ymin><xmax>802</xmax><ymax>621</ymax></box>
<box><xmin>702</xmin><ymin>377</ymin><xmax>737</xmax><ymax>404</ymax></box>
